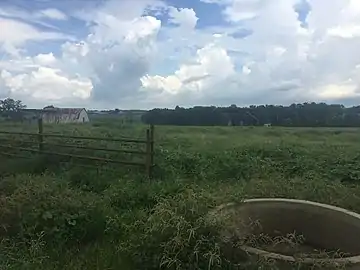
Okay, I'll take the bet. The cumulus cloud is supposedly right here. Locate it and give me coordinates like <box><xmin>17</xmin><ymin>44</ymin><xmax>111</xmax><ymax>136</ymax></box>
<box><xmin>141</xmin><ymin>43</ymin><xmax>235</xmax><ymax>95</ymax></box>
<box><xmin>168</xmin><ymin>7</ymin><xmax>198</xmax><ymax>29</ymax></box>
<box><xmin>185</xmin><ymin>0</ymin><xmax>360</xmax><ymax>105</ymax></box>
<box><xmin>34</xmin><ymin>53</ymin><xmax>57</xmax><ymax>66</ymax></box>
<box><xmin>75</xmin><ymin>14</ymin><xmax>162</xmax><ymax>103</ymax></box>
<box><xmin>1</xmin><ymin>0</ymin><xmax>164</xmax><ymax>107</ymax></box>
<box><xmin>1</xmin><ymin>0</ymin><xmax>360</xmax><ymax>108</ymax></box>
<box><xmin>140</xmin><ymin>0</ymin><xmax>312</xmax><ymax>106</ymax></box>
<box><xmin>0</xmin><ymin>56</ymin><xmax>92</xmax><ymax>106</ymax></box>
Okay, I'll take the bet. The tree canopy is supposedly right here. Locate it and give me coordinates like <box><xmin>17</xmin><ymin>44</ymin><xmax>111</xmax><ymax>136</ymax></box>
<box><xmin>142</xmin><ymin>103</ymin><xmax>360</xmax><ymax>127</ymax></box>
<box><xmin>0</xmin><ymin>98</ymin><xmax>26</xmax><ymax>112</ymax></box>
<box><xmin>0</xmin><ymin>98</ymin><xmax>27</xmax><ymax>121</ymax></box>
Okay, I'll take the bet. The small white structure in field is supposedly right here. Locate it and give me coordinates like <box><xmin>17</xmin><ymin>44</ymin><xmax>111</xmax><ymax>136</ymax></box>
<box><xmin>264</xmin><ymin>123</ymin><xmax>272</xmax><ymax>127</ymax></box>
<box><xmin>42</xmin><ymin>107</ymin><xmax>90</xmax><ymax>124</ymax></box>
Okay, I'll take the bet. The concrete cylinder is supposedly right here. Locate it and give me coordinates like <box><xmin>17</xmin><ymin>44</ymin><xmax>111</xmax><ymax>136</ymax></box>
<box><xmin>211</xmin><ymin>198</ymin><xmax>360</xmax><ymax>269</ymax></box>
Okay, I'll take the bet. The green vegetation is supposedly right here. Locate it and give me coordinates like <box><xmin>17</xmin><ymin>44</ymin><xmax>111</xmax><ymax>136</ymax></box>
<box><xmin>0</xmin><ymin>98</ymin><xmax>27</xmax><ymax>122</ymax></box>
<box><xmin>1</xmin><ymin>121</ymin><xmax>360</xmax><ymax>269</ymax></box>
<box><xmin>143</xmin><ymin>103</ymin><xmax>360</xmax><ymax>127</ymax></box>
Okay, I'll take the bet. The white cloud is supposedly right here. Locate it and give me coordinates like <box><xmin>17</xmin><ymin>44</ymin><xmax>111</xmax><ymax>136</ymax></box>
<box><xmin>0</xmin><ymin>0</ymin><xmax>163</xmax><ymax>107</ymax></box>
<box><xmin>190</xmin><ymin>0</ymin><xmax>360</xmax><ymax>105</ymax></box>
<box><xmin>315</xmin><ymin>83</ymin><xmax>359</xmax><ymax>100</ymax></box>
<box><xmin>139</xmin><ymin>0</ymin><xmax>310</xmax><ymax>106</ymax></box>
<box><xmin>141</xmin><ymin>43</ymin><xmax>235</xmax><ymax>95</ymax></box>
<box><xmin>327</xmin><ymin>25</ymin><xmax>360</xmax><ymax>39</ymax></box>
<box><xmin>141</xmin><ymin>75</ymin><xmax>182</xmax><ymax>94</ymax></box>
<box><xmin>0</xmin><ymin>50</ymin><xmax>92</xmax><ymax>106</ymax></box>
<box><xmin>0</xmin><ymin>17</ymin><xmax>72</xmax><ymax>57</ymax></box>
<box><xmin>0</xmin><ymin>6</ymin><xmax>67</xmax><ymax>21</ymax></box>
<box><xmin>1</xmin><ymin>66</ymin><xmax>92</xmax><ymax>102</ymax></box>
<box><xmin>77</xmin><ymin>12</ymin><xmax>162</xmax><ymax>103</ymax></box>
<box><xmin>1</xmin><ymin>0</ymin><xmax>360</xmax><ymax>108</ymax></box>
<box><xmin>168</xmin><ymin>7</ymin><xmax>198</xmax><ymax>29</ymax></box>
<box><xmin>123</xmin><ymin>16</ymin><xmax>162</xmax><ymax>43</ymax></box>
<box><xmin>35</xmin><ymin>8</ymin><xmax>68</xmax><ymax>20</ymax></box>
<box><xmin>242</xmin><ymin>66</ymin><xmax>251</xmax><ymax>75</ymax></box>
<box><xmin>34</xmin><ymin>53</ymin><xmax>57</xmax><ymax>66</ymax></box>
<box><xmin>223</xmin><ymin>0</ymin><xmax>259</xmax><ymax>22</ymax></box>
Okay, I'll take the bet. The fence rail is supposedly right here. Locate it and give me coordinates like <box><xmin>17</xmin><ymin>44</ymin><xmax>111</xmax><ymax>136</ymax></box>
<box><xmin>0</xmin><ymin>119</ymin><xmax>155</xmax><ymax>177</ymax></box>
<box><xmin>0</xmin><ymin>130</ymin><xmax>148</xmax><ymax>143</ymax></box>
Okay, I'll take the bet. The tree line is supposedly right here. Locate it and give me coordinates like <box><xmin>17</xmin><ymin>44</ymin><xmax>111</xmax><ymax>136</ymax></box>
<box><xmin>3</xmin><ymin>98</ymin><xmax>360</xmax><ymax>127</ymax></box>
<box><xmin>141</xmin><ymin>103</ymin><xmax>360</xmax><ymax>127</ymax></box>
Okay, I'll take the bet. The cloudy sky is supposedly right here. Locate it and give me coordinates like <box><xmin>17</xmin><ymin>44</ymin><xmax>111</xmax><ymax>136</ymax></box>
<box><xmin>0</xmin><ymin>0</ymin><xmax>360</xmax><ymax>109</ymax></box>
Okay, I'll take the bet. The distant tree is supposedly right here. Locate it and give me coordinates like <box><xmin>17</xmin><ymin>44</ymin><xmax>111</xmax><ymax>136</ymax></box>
<box><xmin>0</xmin><ymin>98</ymin><xmax>27</xmax><ymax>121</ymax></box>
<box><xmin>0</xmin><ymin>98</ymin><xmax>26</xmax><ymax>112</ymax></box>
<box><xmin>141</xmin><ymin>103</ymin><xmax>359</xmax><ymax>127</ymax></box>
<box><xmin>115</xmin><ymin>108</ymin><xmax>120</xmax><ymax>113</ymax></box>
<box><xmin>44</xmin><ymin>105</ymin><xmax>55</xmax><ymax>110</ymax></box>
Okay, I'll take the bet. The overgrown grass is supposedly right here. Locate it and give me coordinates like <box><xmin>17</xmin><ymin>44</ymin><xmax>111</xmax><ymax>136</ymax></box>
<box><xmin>1</xmin><ymin>122</ymin><xmax>360</xmax><ymax>269</ymax></box>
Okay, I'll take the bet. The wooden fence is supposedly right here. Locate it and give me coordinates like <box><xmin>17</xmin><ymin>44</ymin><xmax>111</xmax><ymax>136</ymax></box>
<box><xmin>0</xmin><ymin>119</ymin><xmax>155</xmax><ymax>177</ymax></box>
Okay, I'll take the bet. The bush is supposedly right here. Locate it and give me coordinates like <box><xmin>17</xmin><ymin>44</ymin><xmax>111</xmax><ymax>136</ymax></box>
<box><xmin>0</xmin><ymin>174</ymin><xmax>108</xmax><ymax>247</ymax></box>
<box><xmin>65</xmin><ymin>166</ymin><xmax>117</xmax><ymax>193</ymax></box>
<box><xmin>0</xmin><ymin>155</ymin><xmax>70</xmax><ymax>177</ymax></box>
<box><xmin>119</xmin><ymin>188</ymin><xmax>246</xmax><ymax>270</ymax></box>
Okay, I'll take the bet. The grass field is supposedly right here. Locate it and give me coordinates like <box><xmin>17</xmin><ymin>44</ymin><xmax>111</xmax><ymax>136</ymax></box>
<box><xmin>1</xmin><ymin>120</ymin><xmax>360</xmax><ymax>269</ymax></box>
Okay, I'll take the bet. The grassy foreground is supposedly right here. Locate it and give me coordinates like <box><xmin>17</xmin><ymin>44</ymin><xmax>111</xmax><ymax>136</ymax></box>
<box><xmin>1</xmin><ymin>122</ymin><xmax>360</xmax><ymax>269</ymax></box>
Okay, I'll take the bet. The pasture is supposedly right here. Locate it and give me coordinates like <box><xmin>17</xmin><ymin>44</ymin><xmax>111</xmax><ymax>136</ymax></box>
<box><xmin>1</xmin><ymin>120</ymin><xmax>360</xmax><ymax>269</ymax></box>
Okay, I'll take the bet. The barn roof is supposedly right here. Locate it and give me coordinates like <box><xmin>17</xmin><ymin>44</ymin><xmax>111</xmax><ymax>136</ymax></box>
<box><xmin>42</xmin><ymin>108</ymin><xmax>85</xmax><ymax>119</ymax></box>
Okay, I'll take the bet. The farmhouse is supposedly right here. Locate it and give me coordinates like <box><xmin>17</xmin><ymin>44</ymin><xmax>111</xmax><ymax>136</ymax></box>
<box><xmin>42</xmin><ymin>107</ymin><xmax>89</xmax><ymax>124</ymax></box>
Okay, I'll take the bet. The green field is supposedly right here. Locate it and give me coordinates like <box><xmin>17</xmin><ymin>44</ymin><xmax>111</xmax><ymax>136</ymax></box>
<box><xmin>1</xmin><ymin>121</ymin><xmax>360</xmax><ymax>269</ymax></box>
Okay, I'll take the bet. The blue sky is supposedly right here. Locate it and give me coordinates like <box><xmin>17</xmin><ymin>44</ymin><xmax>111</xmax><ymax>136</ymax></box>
<box><xmin>294</xmin><ymin>0</ymin><xmax>311</xmax><ymax>27</ymax></box>
<box><xmin>1</xmin><ymin>0</ymin><xmax>360</xmax><ymax>109</ymax></box>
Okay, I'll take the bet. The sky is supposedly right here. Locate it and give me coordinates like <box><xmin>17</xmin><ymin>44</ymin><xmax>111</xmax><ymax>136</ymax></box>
<box><xmin>0</xmin><ymin>0</ymin><xmax>360</xmax><ymax>109</ymax></box>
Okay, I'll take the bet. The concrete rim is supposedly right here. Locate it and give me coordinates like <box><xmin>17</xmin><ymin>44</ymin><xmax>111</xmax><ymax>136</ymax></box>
<box><xmin>213</xmin><ymin>198</ymin><xmax>360</xmax><ymax>265</ymax></box>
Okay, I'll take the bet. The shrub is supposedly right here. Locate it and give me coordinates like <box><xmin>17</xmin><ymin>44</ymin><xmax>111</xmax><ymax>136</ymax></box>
<box><xmin>119</xmin><ymin>188</ymin><xmax>242</xmax><ymax>270</ymax></box>
<box><xmin>0</xmin><ymin>174</ymin><xmax>108</xmax><ymax>247</ymax></box>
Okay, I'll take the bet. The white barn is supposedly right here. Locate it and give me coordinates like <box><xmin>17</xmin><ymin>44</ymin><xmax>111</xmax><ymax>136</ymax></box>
<box><xmin>41</xmin><ymin>107</ymin><xmax>90</xmax><ymax>124</ymax></box>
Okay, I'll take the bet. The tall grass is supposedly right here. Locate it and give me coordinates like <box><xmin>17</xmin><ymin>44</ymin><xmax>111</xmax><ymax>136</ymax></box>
<box><xmin>1</xmin><ymin>122</ymin><xmax>360</xmax><ymax>269</ymax></box>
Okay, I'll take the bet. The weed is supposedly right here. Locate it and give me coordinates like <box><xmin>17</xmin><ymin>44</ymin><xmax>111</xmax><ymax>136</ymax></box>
<box><xmin>1</xmin><ymin>123</ymin><xmax>360</xmax><ymax>269</ymax></box>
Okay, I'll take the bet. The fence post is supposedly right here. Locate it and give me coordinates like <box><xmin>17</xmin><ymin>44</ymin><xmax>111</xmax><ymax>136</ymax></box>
<box><xmin>150</xmin><ymin>124</ymin><xmax>154</xmax><ymax>166</ymax></box>
<box><xmin>38</xmin><ymin>118</ymin><xmax>44</xmax><ymax>153</ymax></box>
<box><xmin>145</xmin><ymin>128</ymin><xmax>152</xmax><ymax>179</ymax></box>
